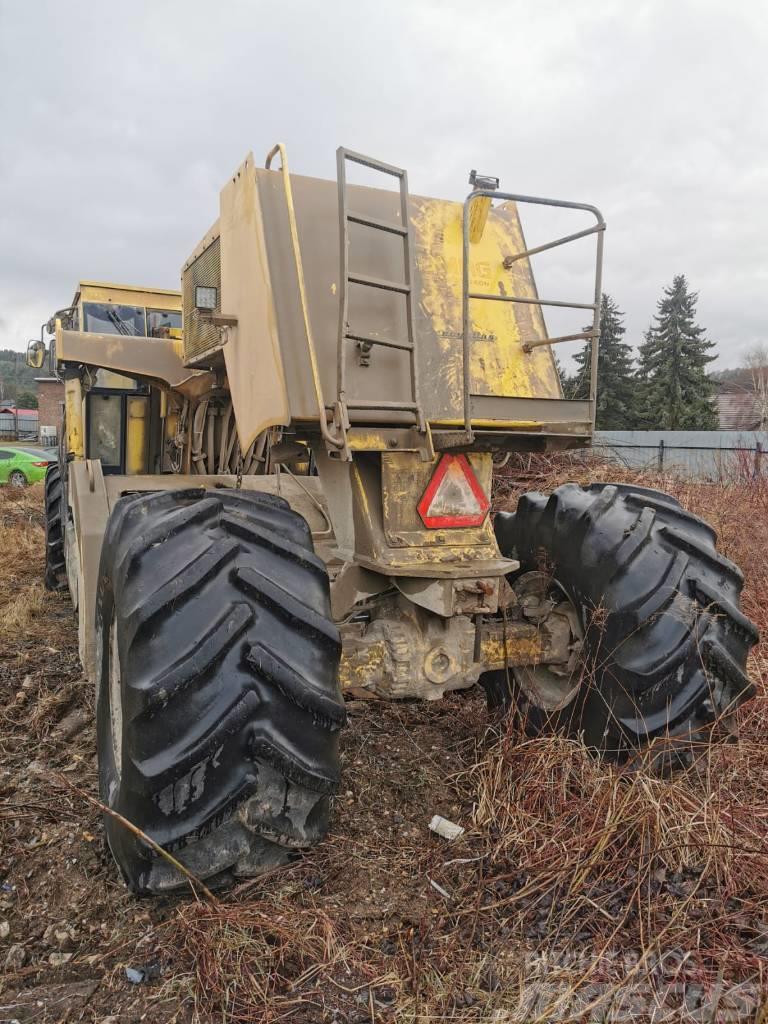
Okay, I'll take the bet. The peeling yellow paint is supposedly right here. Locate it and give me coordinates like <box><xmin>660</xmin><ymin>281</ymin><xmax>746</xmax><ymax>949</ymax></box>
<box><xmin>411</xmin><ymin>198</ymin><xmax>563</xmax><ymax>407</ymax></box>
<box><xmin>347</xmin><ymin>431</ymin><xmax>390</xmax><ymax>451</ymax></box>
<box><xmin>481</xmin><ymin>632</ymin><xmax>543</xmax><ymax>670</ymax></box>
<box><xmin>339</xmin><ymin>640</ymin><xmax>387</xmax><ymax>690</ymax></box>
<box><xmin>433</xmin><ymin>418</ymin><xmax>544</xmax><ymax>430</ymax></box>
<box><xmin>64</xmin><ymin>373</ymin><xmax>85</xmax><ymax>460</ymax></box>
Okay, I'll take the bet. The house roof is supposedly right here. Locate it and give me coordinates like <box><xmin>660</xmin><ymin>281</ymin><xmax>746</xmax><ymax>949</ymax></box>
<box><xmin>0</xmin><ymin>406</ymin><xmax>38</xmax><ymax>416</ymax></box>
<box><xmin>714</xmin><ymin>368</ymin><xmax>768</xmax><ymax>430</ymax></box>
<box><xmin>716</xmin><ymin>392</ymin><xmax>765</xmax><ymax>431</ymax></box>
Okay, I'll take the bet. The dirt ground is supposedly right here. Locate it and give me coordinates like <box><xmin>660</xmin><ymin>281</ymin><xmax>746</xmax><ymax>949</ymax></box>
<box><xmin>1</xmin><ymin>459</ymin><xmax>767</xmax><ymax>1022</ymax></box>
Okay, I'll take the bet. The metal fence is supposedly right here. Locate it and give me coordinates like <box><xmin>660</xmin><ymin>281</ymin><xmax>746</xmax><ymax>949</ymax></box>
<box><xmin>0</xmin><ymin>411</ymin><xmax>39</xmax><ymax>441</ymax></box>
<box><xmin>593</xmin><ymin>430</ymin><xmax>768</xmax><ymax>480</ymax></box>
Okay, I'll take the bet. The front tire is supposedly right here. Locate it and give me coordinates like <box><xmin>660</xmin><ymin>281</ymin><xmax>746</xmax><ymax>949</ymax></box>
<box><xmin>487</xmin><ymin>483</ymin><xmax>758</xmax><ymax>766</ymax></box>
<box><xmin>96</xmin><ymin>487</ymin><xmax>345</xmax><ymax>894</ymax></box>
<box><xmin>44</xmin><ymin>464</ymin><xmax>68</xmax><ymax>592</ymax></box>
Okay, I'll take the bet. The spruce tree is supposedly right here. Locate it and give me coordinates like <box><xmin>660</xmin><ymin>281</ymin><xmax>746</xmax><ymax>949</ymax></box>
<box><xmin>553</xmin><ymin>354</ymin><xmax>574</xmax><ymax>398</ymax></box>
<box><xmin>634</xmin><ymin>326</ymin><xmax>657</xmax><ymax>429</ymax></box>
<box><xmin>636</xmin><ymin>275</ymin><xmax>718</xmax><ymax>429</ymax></box>
<box><xmin>569</xmin><ymin>293</ymin><xmax>637</xmax><ymax>428</ymax></box>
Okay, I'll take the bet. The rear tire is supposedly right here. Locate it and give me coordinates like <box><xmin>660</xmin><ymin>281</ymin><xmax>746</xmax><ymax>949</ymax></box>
<box><xmin>44</xmin><ymin>464</ymin><xmax>68</xmax><ymax>592</ymax></box>
<box><xmin>95</xmin><ymin>487</ymin><xmax>345</xmax><ymax>894</ymax></box>
<box><xmin>486</xmin><ymin>482</ymin><xmax>758</xmax><ymax>767</ymax></box>
<box><xmin>9</xmin><ymin>469</ymin><xmax>26</xmax><ymax>488</ymax></box>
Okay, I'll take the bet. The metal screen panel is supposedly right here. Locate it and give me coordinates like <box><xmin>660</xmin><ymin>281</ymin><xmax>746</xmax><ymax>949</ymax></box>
<box><xmin>182</xmin><ymin>235</ymin><xmax>222</xmax><ymax>361</ymax></box>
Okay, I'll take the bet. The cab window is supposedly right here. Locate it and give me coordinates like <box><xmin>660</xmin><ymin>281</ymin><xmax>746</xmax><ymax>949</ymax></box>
<box><xmin>82</xmin><ymin>302</ymin><xmax>146</xmax><ymax>336</ymax></box>
<box><xmin>81</xmin><ymin>302</ymin><xmax>143</xmax><ymax>389</ymax></box>
<box><xmin>147</xmin><ymin>309</ymin><xmax>182</xmax><ymax>338</ymax></box>
<box><xmin>87</xmin><ymin>394</ymin><xmax>123</xmax><ymax>468</ymax></box>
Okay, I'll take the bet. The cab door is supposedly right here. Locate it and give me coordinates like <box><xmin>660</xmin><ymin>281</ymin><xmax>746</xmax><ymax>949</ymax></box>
<box><xmin>86</xmin><ymin>390</ymin><xmax>149</xmax><ymax>475</ymax></box>
<box><xmin>80</xmin><ymin>300</ymin><xmax>151</xmax><ymax>475</ymax></box>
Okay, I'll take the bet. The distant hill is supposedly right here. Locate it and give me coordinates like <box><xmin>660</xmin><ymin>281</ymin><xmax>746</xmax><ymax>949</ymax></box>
<box><xmin>0</xmin><ymin>348</ymin><xmax>41</xmax><ymax>404</ymax></box>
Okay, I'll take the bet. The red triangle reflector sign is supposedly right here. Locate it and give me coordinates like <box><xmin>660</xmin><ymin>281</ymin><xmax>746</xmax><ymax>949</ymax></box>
<box><xmin>417</xmin><ymin>454</ymin><xmax>490</xmax><ymax>529</ymax></box>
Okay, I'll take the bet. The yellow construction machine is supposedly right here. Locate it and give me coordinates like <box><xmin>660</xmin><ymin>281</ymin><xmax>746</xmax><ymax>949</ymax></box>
<box><xmin>28</xmin><ymin>145</ymin><xmax>758</xmax><ymax>894</ymax></box>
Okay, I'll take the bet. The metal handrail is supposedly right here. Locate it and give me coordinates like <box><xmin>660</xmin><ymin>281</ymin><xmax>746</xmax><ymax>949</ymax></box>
<box><xmin>265</xmin><ymin>143</ymin><xmax>345</xmax><ymax>450</ymax></box>
<box><xmin>461</xmin><ymin>190</ymin><xmax>605</xmax><ymax>443</ymax></box>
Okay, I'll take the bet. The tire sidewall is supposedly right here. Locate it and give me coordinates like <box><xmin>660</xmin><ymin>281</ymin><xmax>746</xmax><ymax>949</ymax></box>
<box><xmin>95</xmin><ymin>566</ymin><xmax>144</xmax><ymax>888</ymax></box>
<box><xmin>493</xmin><ymin>483</ymin><xmax>757</xmax><ymax>760</ymax></box>
<box><xmin>92</xmin><ymin>488</ymin><xmax>344</xmax><ymax>894</ymax></box>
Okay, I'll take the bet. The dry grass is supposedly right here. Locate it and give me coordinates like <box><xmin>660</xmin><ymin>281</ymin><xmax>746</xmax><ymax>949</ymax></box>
<box><xmin>158</xmin><ymin>454</ymin><xmax>768</xmax><ymax>1022</ymax></box>
<box><xmin>2</xmin><ymin>463</ymin><xmax>768</xmax><ymax>1022</ymax></box>
<box><xmin>0</xmin><ymin>482</ymin><xmax>56</xmax><ymax>634</ymax></box>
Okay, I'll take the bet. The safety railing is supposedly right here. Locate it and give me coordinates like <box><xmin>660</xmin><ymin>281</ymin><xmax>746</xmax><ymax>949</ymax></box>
<box><xmin>461</xmin><ymin>190</ymin><xmax>605</xmax><ymax>442</ymax></box>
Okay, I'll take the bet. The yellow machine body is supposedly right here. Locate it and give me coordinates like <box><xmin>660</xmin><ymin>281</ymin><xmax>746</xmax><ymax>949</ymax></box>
<box><xmin>180</xmin><ymin>152</ymin><xmax>595</xmax><ymax>456</ymax></box>
<box><xmin>34</xmin><ymin>145</ymin><xmax>603</xmax><ymax>701</ymax></box>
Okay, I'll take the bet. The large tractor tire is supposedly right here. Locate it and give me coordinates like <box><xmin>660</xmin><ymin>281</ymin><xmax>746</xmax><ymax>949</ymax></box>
<box><xmin>43</xmin><ymin>464</ymin><xmax>68</xmax><ymax>592</ymax></box>
<box><xmin>95</xmin><ymin>487</ymin><xmax>345</xmax><ymax>894</ymax></box>
<box><xmin>486</xmin><ymin>482</ymin><xmax>758</xmax><ymax>767</ymax></box>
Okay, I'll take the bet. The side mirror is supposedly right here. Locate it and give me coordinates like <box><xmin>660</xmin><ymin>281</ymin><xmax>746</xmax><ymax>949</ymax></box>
<box><xmin>26</xmin><ymin>339</ymin><xmax>46</xmax><ymax>369</ymax></box>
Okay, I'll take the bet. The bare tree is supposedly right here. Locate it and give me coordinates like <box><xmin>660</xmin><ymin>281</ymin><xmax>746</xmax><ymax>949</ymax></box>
<box><xmin>744</xmin><ymin>343</ymin><xmax>768</xmax><ymax>427</ymax></box>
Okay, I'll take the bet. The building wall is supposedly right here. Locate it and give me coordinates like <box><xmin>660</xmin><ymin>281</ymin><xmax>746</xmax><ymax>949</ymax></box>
<box><xmin>35</xmin><ymin>378</ymin><xmax>64</xmax><ymax>441</ymax></box>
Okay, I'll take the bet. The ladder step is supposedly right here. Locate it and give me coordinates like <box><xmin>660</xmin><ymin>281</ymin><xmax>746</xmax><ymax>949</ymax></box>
<box><xmin>342</xmin><ymin>149</ymin><xmax>406</xmax><ymax>178</ymax></box>
<box><xmin>348</xmin><ymin>272</ymin><xmax>410</xmax><ymax>295</ymax></box>
<box><xmin>346</xmin><ymin>399</ymin><xmax>418</xmax><ymax>412</ymax></box>
<box><xmin>345</xmin><ymin>332</ymin><xmax>413</xmax><ymax>352</ymax></box>
<box><xmin>347</xmin><ymin>212</ymin><xmax>408</xmax><ymax>236</ymax></box>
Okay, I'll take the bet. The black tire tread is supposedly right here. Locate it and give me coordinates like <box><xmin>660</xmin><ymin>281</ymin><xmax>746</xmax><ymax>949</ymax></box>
<box><xmin>44</xmin><ymin>464</ymin><xmax>68</xmax><ymax>592</ymax></box>
<box><xmin>492</xmin><ymin>481</ymin><xmax>758</xmax><ymax>762</ymax></box>
<box><xmin>96</xmin><ymin>487</ymin><xmax>344</xmax><ymax>894</ymax></box>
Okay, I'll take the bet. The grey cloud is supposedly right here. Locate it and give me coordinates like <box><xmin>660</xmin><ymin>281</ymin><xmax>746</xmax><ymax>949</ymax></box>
<box><xmin>1</xmin><ymin>0</ymin><xmax>766</xmax><ymax>368</ymax></box>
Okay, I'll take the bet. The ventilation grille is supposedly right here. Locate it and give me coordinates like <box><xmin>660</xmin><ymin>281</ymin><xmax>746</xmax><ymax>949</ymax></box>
<box><xmin>182</xmin><ymin>235</ymin><xmax>222</xmax><ymax>362</ymax></box>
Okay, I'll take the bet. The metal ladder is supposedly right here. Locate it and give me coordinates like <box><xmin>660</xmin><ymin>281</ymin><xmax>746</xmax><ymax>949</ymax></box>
<box><xmin>336</xmin><ymin>148</ymin><xmax>426</xmax><ymax>445</ymax></box>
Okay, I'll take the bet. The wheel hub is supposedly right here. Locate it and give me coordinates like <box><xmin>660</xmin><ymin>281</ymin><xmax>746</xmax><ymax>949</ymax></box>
<box><xmin>513</xmin><ymin>572</ymin><xmax>583</xmax><ymax>712</ymax></box>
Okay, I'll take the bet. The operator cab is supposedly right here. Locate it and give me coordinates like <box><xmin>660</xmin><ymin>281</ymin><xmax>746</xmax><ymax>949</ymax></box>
<box><xmin>51</xmin><ymin>282</ymin><xmax>181</xmax><ymax>475</ymax></box>
<box><xmin>29</xmin><ymin>284</ymin><xmax>182</xmax><ymax>475</ymax></box>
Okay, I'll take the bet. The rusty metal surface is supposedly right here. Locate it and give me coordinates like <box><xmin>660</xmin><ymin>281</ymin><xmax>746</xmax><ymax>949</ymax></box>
<box><xmin>337</xmin><ymin>603</ymin><xmax>572</xmax><ymax>698</ymax></box>
<box><xmin>338</xmin><ymin>595</ymin><xmax>481</xmax><ymax>699</ymax></box>
<box><xmin>190</xmin><ymin>153</ymin><xmax>599</xmax><ymax>452</ymax></box>
<box><xmin>57</xmin><ymin>148</ymin><xmax>607</xmax><ymax>709</ymax></box>
<box><xmin>312</xmin><ymin>446</ymin><xmax>513</xmax><ymax>579</ymax></box>
<box><xmin>381</xmin><ymin>450</ymin><xmax>495</xmax><ymax>550</ymax></box>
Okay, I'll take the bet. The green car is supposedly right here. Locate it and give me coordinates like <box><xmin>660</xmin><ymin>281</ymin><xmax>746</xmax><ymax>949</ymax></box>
<box><xmin>0</xmin><ymin>446</ymin><xmax>56</xmax><ymax>487</ymax></box>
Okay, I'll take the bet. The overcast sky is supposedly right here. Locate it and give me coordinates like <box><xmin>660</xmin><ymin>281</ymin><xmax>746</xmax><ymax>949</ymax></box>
<box><xmin>1</xmin><ymin>0</ymin><xmax>766</xmax><ymax>371</ymax></box>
